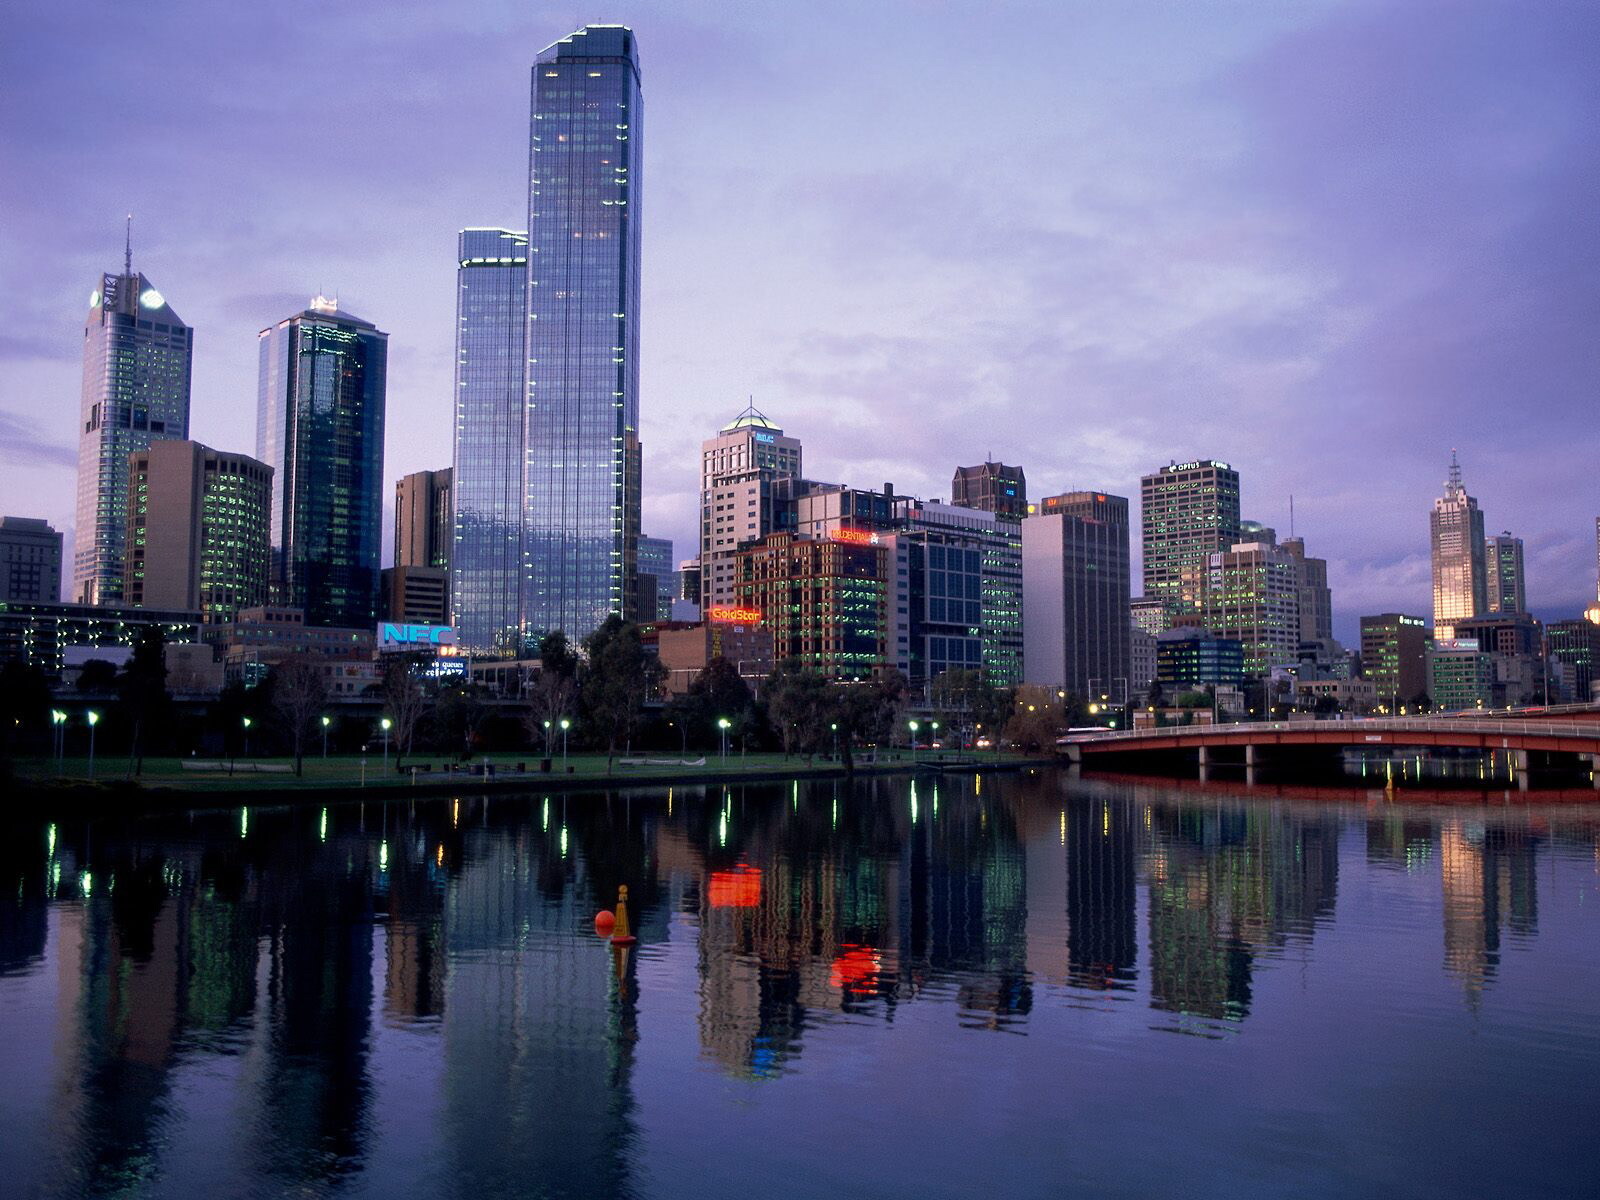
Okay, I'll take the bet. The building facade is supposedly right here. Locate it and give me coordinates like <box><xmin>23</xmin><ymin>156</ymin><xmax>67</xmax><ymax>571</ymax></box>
<box><xmin>202</xmin><ymin>605</ymin><xmax>375</xmax><ymax>689</ymax></box>
<box><xmin>125</xmin><ymin>440</ymin><xmax>273</xmax><ymax>623</ymax></box>
<box><xmin>396</xmin><ymin>468</ymin><xmax>453</xmax><ymax>571</ymax></box>
<box><xmin>73</xmin><ymin>260</ymin><xmax>193</xmax><ymax>604</ymax></box>
<box><xmin>1430</xmin><ymin>451</ymin><xmax>1487</xmax><ymax>639</ymax></box>
<box><xmin>699</xmin><ymin>407</ymin><xmax>802</xmax><ymax>611</ymax></box>
<box><xmin>656</xmin><ymin>618</ymin><xmax>773</xmax><ymax>695</ymax></box>
<box><xmin>733</xmin><ymin>532</ymin><xmax>887</xmax><ymax>680</ymax></box>
<box><xmin>1196</xmin><ymin>541</ymin><xmax>1300</xmax><ymax>676</ymax></box>
<box><xmin>1485</xmin><ymin>532</ymin><xmax>1525</xmax><ymax>614</ymax></box>
<box><xmin>637</xmin><ymin>534</ymin><xmax>674</xmax><ymax>620</ymax></box>
<box><xmin>1360</xmin><ymin>613</ymin><xmax>1431</xmax><ymax>709</ymax></box>
<box><xmin>0</xmin><ymin>600</ymin><xmax>201</xmax><ymax>678</ymax></box>
<box><xmin>951</xmin><ymin>462</ymin><xmax>1027</xmax><ymax>520</ymax></box>
<box><xmin>0</xmin><ymin>517</ymin><xmax>63</xmax><ymax>603</ymax></box>
<box><xmin>1139</xmin><ymin>460</ymin><xmax>1241</xmax><ymax>626</ymax></box>
<box><xmin>1428</xmin><ymin>641</ymin><xmax>1494</xmax><ymax>712</ymax></box>
<box><xmin>883</xmin><ymin>530</ymin><xmax>985</xmax><ymax>695</ymax></box>
<box><xmin>1280</xmin><ymin>536</ymin><xmax>1333</xmax><ymax>642</ymax></box>
<box><xmin>451</xmin><ymin>228</ymin><xmax>529</xmax><ymax>655</ymax></box>
<box><xmin>382</xmin><ymin>567</ymin><xmax>450</xmax><ymax>628</ymax></box>
<box><xmin>1155</xmin><ymin>628</ymin><xmax>1245</xmax><ymax>690</ymax></box>
<box><xmin>1021</xmin><ymin>491</ymin><xmax>1132</xmax><ymax>702</ymax></box>
<box><xmin>525</xmin><ymin>25</ymin><xmax>644</xmax><ymax>641</ymax></box>
<box><xmin>1547</xmin><ymin>619</ymin><xmax>1600</xmax><ymax>703</ymax></box>
<box><xmin>257</xmin><ymin>297</ymin><xmax>387</xmax><ymax>629</ymax></box>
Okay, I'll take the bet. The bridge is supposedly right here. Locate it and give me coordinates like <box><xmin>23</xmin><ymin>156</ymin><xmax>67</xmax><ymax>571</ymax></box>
<box><xmin>1057</xmin><ymin>717</ymin><xmax>1600</xmax><ymax>791</ymax></box>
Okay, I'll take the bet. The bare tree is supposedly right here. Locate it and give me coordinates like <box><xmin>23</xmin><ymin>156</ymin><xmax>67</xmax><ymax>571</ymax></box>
<box><xmin>270</xmin><ymin>656</ymin><xmax>328</xmax><ymax>777</ymax></box>
<box><xmin>522</xmin><ymin>669</ymin><xmax>578</xmax><ymax>757</ymax></box>
<box><xmin>382</xmin><ymin>658</ymin><xmax>431</xmax><ymax>772</ymax></box>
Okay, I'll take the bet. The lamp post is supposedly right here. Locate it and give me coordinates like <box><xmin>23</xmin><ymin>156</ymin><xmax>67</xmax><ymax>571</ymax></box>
<box><xmin>321</xmin><ymin>715</ymin><xmax>331</xmax><ymax>758</ymax></box>
<box><xmin>830</xmin><ymin>721</ymin><xmax>839</xmax><ymax>759</ymax></box>
<box><xmin>241</xmin><ymin>716</ymin><xmax>252</xmax><ymax>759</ymax></box>
<box><xmin>86</xmin><ymin>710</ymin><xmax>100</xmax><ymax>779</ymax></box>
<box><xmin>559</xmin><ymin>717</ymin><xmax>570</xmax><ymax>769</ymax></box>
<box><xmin>669</xmin><ymin>719</ymin><xmax>686</xmax><ymax>755</ymax></box>
<box><xmin>380</xmin><ymin>717</ymin><xmax>391</xmax><ymax>770</ymax></box>
<box><xmin>908</xmin><ymin>719</ymin><xmax>920</xmax><ymax>763</ymax></box>
<box><xmin>718</xmin><ymin>717</ymin><xmax>731</xmax><ymax>761</ymax></box>
<box><xmin>543</xmin><ymin>718</ymin><xmax>552</xmax><ymax>758</ymax></box>
<box><xmin>930</xmin><ymin>720</ymin><xmax>940</xmax><ymax>755</ymax></box>
<box><xmin>51</xmin><ymin>709</ymin><xmax>66</xmax><ymax>773</ymax></box>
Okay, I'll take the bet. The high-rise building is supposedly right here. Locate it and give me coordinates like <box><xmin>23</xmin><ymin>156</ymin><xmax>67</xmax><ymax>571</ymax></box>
<box><xmin>676</xmin><ymin>559</ymin><xmax>702</xmax><ymax>609</ymax></box>
<box><xmin>1197</xmin><ymin>541</ymin><xmax>1300</xmax><ymax>676</ymax></box>
<box><xmin>382</xmin><ymin>568</ymin><xmax>450</xmax><ymax>628</ymax></box>
<box><xmin>1359</xmin><ymin>613</ymin><xmax>1431</xmax><ymax>710</ymax></box>
<box><xmin>882</xmin><ymin>529</ymin><xmax>985</xmax><ymax>693</ymax></box>
<box><xmin>637</xmin><ymin>535</ymin><xmax>673</xmax><ymax>620</ymax></box>
<box><xmin>396</xmin><ymin>469</ymin><xmax>453</xmax><ymax>571</ymax></box>
<box><xmin>125</xmin><ymin>440</ymin><xmax>272</xmax><ymax>623</ymax></box>
<box><xmin>734</xmin><ymin>532</ymin><xmax>887</xmax><ymax>680</ymax></box>
<box><xmin>73</xmin><ymin>247</ymin><xmax>193</xmax><ymax>604</ymax></box>
<box><xmin>1547</xmin><ymin>619</ymin><xmax>1600</xmax><ymax>703</ymax></box>
<box><xmin>451</xmin><ymin>228</ymin><xmax>529</xmax><ymax>655</ymax></box>
<box><xmin>1021</xmin><ymin>491</ymin><xmax>1131</xmax><ymax>702</ymax></box>
<box><xmin>897</xmin><ymin>499</ymin><xmax>1024</xmax><ymax>687</ymax></box>
<box><xmin>257</xmin><ymin>296</ymin><xmax>388</xmax><ymax>629</ymax></box>
<box><xmin>952</xmin><ymin>462</ymin><xmax>1027</xmax><ymax>520</ymax></box>
<box><xmin>525</xmin><ymin>25</ymin><xmax>644</xmax><ymax>641</ymax></box>
<box><xmin>1280</xmin><ymin>536</ymin><xmax>1333</xmax><ymax>643</ymax></box>
<box><xmin>0</xmin><ymin>517</ymin><xmax>63</xmax><ymax>603</ymax></box>
<box><xmin>700</xmin><ymin>406</ymin><xmax>802</xmax><ymax>611</ymax></box>
<box><xmin>1140</xmin><ymin>460</ymin><xmax>1240</xmax><ymax>624</ymax></box>
<box><xmin>1430</xmin><ymin>450</ymin><xmax>1487</xmax><ymax>639</ymax></box>
<box><xmin>1485</xmin><ymin>531</ymin><xmax>1525</xmax><ymax>614</ymax></box>
<box><xmin>1155</xmin><ymin>628</ymin><xmax>1245</xmax><ymax>690</ymax></box>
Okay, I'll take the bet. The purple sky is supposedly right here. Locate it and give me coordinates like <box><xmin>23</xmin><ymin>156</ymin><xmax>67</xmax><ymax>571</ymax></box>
<box><xmin>2</xmin><ymin>1</ymin><xmax>1595</xmax><ymax>643</ymax></box>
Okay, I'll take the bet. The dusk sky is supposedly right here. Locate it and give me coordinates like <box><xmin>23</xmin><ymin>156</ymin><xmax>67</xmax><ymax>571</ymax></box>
<box><xmin>2</xmin><ymin>0</ymin><xmax>1595</xmax><ymax>642</ymax></box>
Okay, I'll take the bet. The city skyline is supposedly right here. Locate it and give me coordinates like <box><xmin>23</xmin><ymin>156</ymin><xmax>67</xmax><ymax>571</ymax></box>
<box><xmin>2</xmin><ymin>2</ymin><xmax>1597</xmax><ymax>642</ymax></box>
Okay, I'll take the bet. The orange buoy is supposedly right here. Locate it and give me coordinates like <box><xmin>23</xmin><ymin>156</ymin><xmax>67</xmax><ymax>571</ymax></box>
<box><xmin>610</xmin><ymin>884</ymin><xmax>638</xmax><ymax>946</ymax></box>
<box><xmin>593</xmin><ymin>909</ymin><xmax>616</xmax><ymax>935</ymax></box>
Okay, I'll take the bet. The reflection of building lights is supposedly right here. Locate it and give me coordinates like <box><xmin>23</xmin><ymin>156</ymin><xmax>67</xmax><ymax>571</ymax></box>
<box><xmin>708</xmin><ymin>865</ymin><xmax>761</xmax><ymax>908</ymax></box>
<box><xmin>830</xmin><ymin>945</ymin><xmax>881</xmax><ymax>990</ymax></box>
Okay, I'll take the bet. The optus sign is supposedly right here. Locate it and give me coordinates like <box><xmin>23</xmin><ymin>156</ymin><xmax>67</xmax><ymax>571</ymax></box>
<box><xmin>378</xmin><ymin>623</ymin><xmax>459</xmax><ymax>652</ymax></box>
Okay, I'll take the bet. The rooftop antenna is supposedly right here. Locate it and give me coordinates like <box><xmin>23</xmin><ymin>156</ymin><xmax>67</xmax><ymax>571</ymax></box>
<box><xmin>1289</xmin><ymin>494</ymin><xmax>1296</xmax><ymax>539</ymax></box>
<box><xmin>124</xmin><ymin>214</ymin><xmax>133</xmax><ymax>276</ymax></box>
<box><xmin>1448</xmin><ymin>447</ymin><xmax>1462</xmax><ymax>490</ymax></box>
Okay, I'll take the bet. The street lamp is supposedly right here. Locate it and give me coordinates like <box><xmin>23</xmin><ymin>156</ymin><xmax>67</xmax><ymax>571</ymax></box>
<box><xmin>321</xmin><ymin>715</ymin><xmax>331</xmax><ymax>758</ymax></box>
<box><xmin>380</xmin><ymin>717</ymin><xmax>392</xmax><ymax>770</ymax></box>
<box><xmin>930</xmin><ymin>720</ymin><xmax>940</xmax><ymax>754</ymax></box>
<box><xmin>51</xmin><ymin>709</ymin><xmax>66</xmax><ymax>773</ymax></box>
<box><xmin>908</xmin><ymin>719</ymin><xmax>920</xmax><ymax>762</ymax></box>
<box><xmin>718</xmin><ymin>716</ymin><xmax>731</xmax><ymax>761</ymax></box>
<box><xmin>668</xmin><ymin>719</ymin><xmax>686</xmax><ymax>755</ymax></box>
<box><xmin>242</xmin><ymin>716</ymin><xmax>253</xmax><ymax>758</ymax></box>
<box><xmin>559</xmin><ymin>717</ymin><xmax>571</xmax><ymax>769</ymax></box>
<box><xmin>86</xmin><ymin>710</ymin><xmax>100</xmax><ymax>779</ymax></box>
<box><xmin>830</xmin><ymin>721</ymin><xmax>839</xmax><ymax>758</ymax></box>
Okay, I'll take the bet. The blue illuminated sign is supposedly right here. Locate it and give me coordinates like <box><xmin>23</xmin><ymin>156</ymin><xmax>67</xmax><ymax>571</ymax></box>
<box><xmin>378</xmin><ymin>623</ymin><xmax>458</xmax><ymax>650</ymax></box>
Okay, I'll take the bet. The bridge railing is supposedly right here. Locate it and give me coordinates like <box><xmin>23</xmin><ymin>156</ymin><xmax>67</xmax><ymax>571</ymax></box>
<box><xmin>1060</xmin><ymin>717</ymin><xmax>1600</xmax><ymax>746</ymax></box>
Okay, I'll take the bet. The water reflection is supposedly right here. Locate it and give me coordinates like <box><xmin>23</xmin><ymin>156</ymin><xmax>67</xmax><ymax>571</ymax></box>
<box><xmin>2</xmin><ymin>773</ymin><xmax>1598</xmax><ymax>1198</ymax></box>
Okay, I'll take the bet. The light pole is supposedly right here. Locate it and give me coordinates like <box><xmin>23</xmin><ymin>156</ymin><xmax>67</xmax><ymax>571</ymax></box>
<box><xmin>86</xmin><ymin>710</ymin><xmax>100</xmax><ymax>779</ymax></box>
<box><xmin>718</xmin><ymin>717</ymin><xmax>731</xmax><ymax>761</ymax></box>
<box><xmin>669</xmin><ymin>720</ymin><xmax>686</xmax><ymax>755</ymax></box>
<box><xmin>908</xmin><ymin>719</ymin><xmax>920</xmax><ymax>763</ymax></box>
<box><xmin>543</xmin><ymin>718</ymin><xmax>553</xmax><ymax>758</ymax></box>
<box><xmin>930</xmin><ymin>720</ymin><xmax>940</xmax><ymax>755</ymax></box>
<box><xmin>830</xmin><ymin>721</ymin><xmax>839</xmax><ymax>759</ymax></box>
<box><xmin>242</xmin><ymin>716</ymin><xmax>252</xmax><ymax>758</ymax></box>
<box><xmin>321</xmin><ymin>715</ymin><xmax>331</xmax><ymax>758</ymax></box>
<box><xmin>560</xmin><ymin>717</ymin><xmax>570</xmax><ymax>769</ymax></box>
<box><xmin>381</xmin><ymin>717</ymin><xmax>392</xmax><ymax>771</ymax></box>
<box><xmin>51</xmin><ymin>709</ymin><xmax>66</xmax><ymax>773</ymax></box>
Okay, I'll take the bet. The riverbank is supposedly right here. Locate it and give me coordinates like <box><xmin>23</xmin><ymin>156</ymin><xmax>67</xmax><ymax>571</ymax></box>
<box><xmin>5</xmin><ymin>749</ymin><xmax>1054</xmax><ymax>811</ymax></box>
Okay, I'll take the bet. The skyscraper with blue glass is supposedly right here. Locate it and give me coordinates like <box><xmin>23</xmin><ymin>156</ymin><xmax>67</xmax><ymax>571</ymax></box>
<box><xmin>256</xmin><ymin>296</ymin><xmax>387</xmax><ymax>628</ymax></box>
<box><xmin>452</xmin><ymin>228</ymin><xmax>529</xmax><ymax>654</ymax></box>
<box><xmin>525</xmin><ymin>25</ymin><xmax>643</xmax><ymax>642</ymax></box>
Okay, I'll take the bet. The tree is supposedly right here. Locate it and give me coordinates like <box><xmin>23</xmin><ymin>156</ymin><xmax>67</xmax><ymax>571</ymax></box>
<box><xmin>434</xmin><ymin>680</ymin><xmax>492</xmax><ymax>761</ymax></box>
<box><xmin>523</xmin><ymin>631</ymin><xmax>580</xmax><ymax>756</ymax></box>
<box><xmin>1003</xmin><ymin>684</ymin><xmax>1070</xmax><ymax>752</ymax></box>
<box><xmin>268</xmin><ymin>656</ymin><xmax>328</xmax><ymax>776</ymax></box>
<box><xmin>382</xmin><ymin>658</ymin><xmax>431</xmax><ymax>771</ymax></box>
<box><xmin>679</xmin><ymin>656</ymin><xmax>756</xmax><ymax>749</ymax></box>
<box><xmin>762</xmin><ymin>662</ymin><xmax>832</xmax><ymax>758</ymax></box>
<box><xmin>831</xmin><ymin>669</ymin><xmax>910</xmax><ymax>769</ymax></box>
<box><xmin>0</xmin><ymin>659</ymin><xmax>51</xmax><ymax>762</ymax></box>
<box><xmin>579</xmin><ymin>617</ymin><xmax>664</xmax><ymax>765</ymax></box>
<box><xmin>76</xmin><ymin>658</ymin><xmax>120</xmax><ymax>694</ymax></box>
<box><xmin>119</xmin><ymin>626</ymin><xmax>172</xmax><ymax>776</ymax></box>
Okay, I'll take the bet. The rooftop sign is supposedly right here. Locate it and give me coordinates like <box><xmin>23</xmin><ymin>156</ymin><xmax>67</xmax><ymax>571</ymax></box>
<box><xmin>378</xmin><ymin>623</ymin><xmax>458</xmax><ymax>652</ymax></box>
<box><xmin>707</xmin><ymin>606</ymin><xmax>762</xmax><ymax>624</ymax></box>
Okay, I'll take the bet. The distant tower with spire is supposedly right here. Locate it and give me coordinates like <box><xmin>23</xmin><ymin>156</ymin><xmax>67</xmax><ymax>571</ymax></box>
<box><xmin>1430</xmin><ymin>449</ymin><xmax>1488</xmax><ymax>639</ymax></box>
<box><xmin>699</xmin><ymin>401</ymin><xmax>803</xmax><ymax>611</ymax></box>
<box><xmin>72</xmin><ymin>217</ymin><xmax>193</xmax><ymax>604</ymax></box>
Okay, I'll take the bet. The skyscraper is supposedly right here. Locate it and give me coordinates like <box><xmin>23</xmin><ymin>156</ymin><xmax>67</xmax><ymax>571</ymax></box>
<box><xmin>1485</xmin><ymin>531</ymin><xmax>1525</xmax><ymax>614</ymax></box>
<box><xmin>395</xmin><ymin>469</ymin><xmax>453</xmax><ymax>571</ymax></box>
<box><xmin>700</xmin><ymin>406</ymin><xmax>802</xmax><ymax>612</ymax></box>
<box><xmin>125</xmin><ymin>440</ymin><xmax>272</xmax><ymax>623</ymax></box>
<box><xmin>1430</xmin><ymin>451</ymin><xmax>1487</xmax><ymax>639</ymax></box>
<box><xmin>0</xmin><ymin>517</ymin><xmax>63</xmax><ymax>603</ymax></box>
<box><xmin>1139</xmin><ymin>460</ymin><xmax>1240</xmax><ymax>625</ymax></box>
<box><xmin>257</xmin><ymin>297</ymin><xmax>387</xmax><ymax>629</ymax></box>
<box><xmin>636</xmin><ymin>534</ymin><xmax>672</xmax><ymax>620</ymax></box>
<box><xmin>952</xmin><ymin>462</ymin><xmax>1027</xmax><ymax>520</ymax></box>
<box><xmin>73</xmin><ymin>242</ymin><xmax>193</xmax><ymax>604</ymax></box>
<box><xmin>525</xmin><ymin>25</ymin><xmax>643</xmax><ymax>641</ymax></box>
<box><xmin>1280</xmin><ymin>536</ymin><xmax>1333</xmax><ymax>642</ymax></box>
<box><xmin>1021</xmin><ymin>491</ymin><xmax>1132</xmax><ymax>701</ymax></box>
<box><xmin>451</xmin><ymin>228</ymin><xmax>529</xmax><ymax>655</ymax></box>
<box><xmin>1360</xmin><ymin>613</ymin><xmax>1431</xmax><ymax>710</ymax></box>
<box><xmin>1198</xmin><ymin>540</ymin><xmax>1301</xmax><ymax>675</ymax></box>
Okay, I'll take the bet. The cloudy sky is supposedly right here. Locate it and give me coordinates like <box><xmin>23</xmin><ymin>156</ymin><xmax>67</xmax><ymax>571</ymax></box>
<box><xmin>2</xmin><ymin>0</ymin><xmax>1595</xmax><ymax>642</ymax></box>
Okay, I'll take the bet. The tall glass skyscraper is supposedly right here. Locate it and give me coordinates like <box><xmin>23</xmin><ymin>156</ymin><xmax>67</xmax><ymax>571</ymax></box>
<box><xmin>73</xmin><ymin>259</ymin><xmax>192</xmax><ymax>604</ymax></box>
<box><xmin>525</xmin><ymin>25</ymin><xmax>643</xmax><ymax>641</ymax></box>
<box><xmin>1430</xmin><ymin>450</ymin><xmax>1487</xmax><ymax>640</ymax></box>
<box><xmin>256</xmin><ymin>297</ymin><xmax>387</xmax><ymax>628</ymax></box>
<box><xmin>452</xmin><ymin>229</ymin><xmax>529</xmax><ymax>654</ymax></box>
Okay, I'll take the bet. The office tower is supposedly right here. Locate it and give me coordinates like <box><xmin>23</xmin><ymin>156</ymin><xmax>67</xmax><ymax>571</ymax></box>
<box><xmin>1485</xmin><ymin>532</ymin><xmax>1525</xmax><ymax>614</ymax></box>
<box><xmin>525</xmin><ymin>25</ymin><xmax>644</xmax><ymax>640</ymax></box>
<box><xmin>0</xmin><ymin>517</ymin><xmax>63</xmax><ymax>603</ymax></box>
<box><xmin>1140</xmin><ymin>460</ymin><xmax>1241</xmax><ymax>625</ymax></box>
<box><xmin>396</xmin><ymin>469</ymin><xmax>453</xmax><ymax>571</ymax></box>
<box><xmin>1430</xmin><ymin>450</ymin><xmax>1487</xmax><ymax>639</ymax></box>
<box><xmin>125</xmin><ymin>440</ymin><xmax>272</xmax><ymax>623</ymax></box>
<box><xmin>700</xmin><ymin>405</ymin><xmax>802</xmax><ymax>611</ymax></box>
<box><xmin>257</xmin><ymin>296</ymin><xmax>388</xmax><ymax>629</ymax></box>
<box><xmin>897</xmin><ymin>499</ymin><xmax>1024</xmax><ymax>687</ymax></box>
<box><xmin>734</xmin><ymin>532</ymin><xmax>887</xmax><ymax>680</ymax></box>
<box><xmin>1197</xmin><ymin>539</ymin><xmax>1300</xmax><ymax>675</ymax></box>
<box><xmin>451</xmin><ymin>228</ymin><xmax>528</xmax><ymax>655</ymax></box>
<box><xmin>1129</xmin><ymin>596</ymin><xmax>1167</xmax><ymax>637</ymax></box>
<box><xmin>1021</xmin><ymin>491</ymin><xmax>1131</xmax><ymax>702</ymax></box>
<box><xmin>636</xmin><ymin>535</ymin><xmax>672</xmax><ymax>620</ymax></box>
<box><xmin>1453</xmin><ymin>612</ymin><xmax>1545</xmax><ymax>707</ymax></box>
<box><xmin>1427</xmin><ymin>642</ymin><xmax>1494</xmax><ymax>712</ymax></box>
<box><xmin>790</xmin><ymin>481</ymin><xmax>899</xmax><ymax>540</ymax></box>
<box><xmin>1155</xmin><ymin>628</ymin><xmax>1245</xmax><ymax>689</ymax></box>
<box><xmin>1129</xmin><ymin>626</ymin><xmax>1157</xmax><ymax>693</ymax></box>
<box><xmin>382</xmin><ymin>567</ymin><xmax>450</xmax><ymax>628</ymax></box>
<box><xmin>1360</xmin><ymin>613</ymin><xmax>1431</xmax><ymax>710</ymax></box>
<box><xmin>1280</xmin><ymin>536</ymin><xmax>1333</xmax><ymax>642</ymax></box>
<box><xmin>882</xmin><ymin>529</ymin><xmax>985</xmax><ymax>694</ymax></box>
<box><xmin>676</xmin><ymin>559</ymin><xmax>701</xmax><ymax>609</ymax></box>
<box><xmin>1547</xmin><ymin>619</ymin><xmax>1600</xmax><ymax>702</ymax></box>
<box><xmin>73</xmin><ymin>245</ymin><xmax>193</xmax><ymax>604</ymax></box>
<box><xmin>952</xmin><ymin>462</ymin><xmax>1027</xmax><ymax>520</ymax></box>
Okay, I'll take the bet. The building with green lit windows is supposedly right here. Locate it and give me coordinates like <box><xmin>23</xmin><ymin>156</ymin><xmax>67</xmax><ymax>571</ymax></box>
<box><xmin>733</xmin><ymin>532</ymin><xmax>887</xmax><ymax>680</ymax></box>
<box><xmin>1140</xmin><ymin>460</ymin><xmax>1241</xmax><ymax>625</ymax></box>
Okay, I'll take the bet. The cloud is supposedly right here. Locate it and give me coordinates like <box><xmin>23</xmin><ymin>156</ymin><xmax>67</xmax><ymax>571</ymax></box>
<box><xmin>0</xmin><ymin>411</ymin><xmax>75</xmax><ymax>469</ymax></box>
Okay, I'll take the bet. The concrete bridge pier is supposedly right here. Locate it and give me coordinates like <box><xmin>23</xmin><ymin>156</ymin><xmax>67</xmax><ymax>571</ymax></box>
<box><xmin>1509</xmin><ymin>748</ymin><xmax>1530</xmax><ymax>791</ymax></box>
<box><xmin>1589</xmin><ymin>754</ymin><xmax>1600</xmax><ymax>789</ymax></box>
<box><xmin>1197</xmin><ymin>745</ymin><xmax>1210</xmax><ymax>782</ymax></box>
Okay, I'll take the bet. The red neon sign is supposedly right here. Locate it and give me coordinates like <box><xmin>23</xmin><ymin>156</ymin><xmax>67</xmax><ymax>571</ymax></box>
<box><xmin>832</xmin><ymin>528</ymin><xmax>878</xmax><ymax>546</ymax></box>
<box><xmin>708</xmin><ymin>606</ymin><xmax>762</xmax><ymax>623</ymax></box>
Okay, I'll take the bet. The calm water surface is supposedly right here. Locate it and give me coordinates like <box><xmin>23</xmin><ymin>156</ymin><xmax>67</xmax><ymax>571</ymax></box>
<box><xmin>2</xmin><ymin>771</ymin><xmax>1597</xmax><ymax>1199</ymax></box>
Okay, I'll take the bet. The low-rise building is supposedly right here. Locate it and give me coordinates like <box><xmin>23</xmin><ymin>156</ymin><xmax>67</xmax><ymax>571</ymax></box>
<box><xmin>1155</xmin><ymin>628</ymin><xmax>1244</xmax><ymax>690</ymax></box>
<box><xmin>0</xmin><ymin>599</ymin><xmax>201</xmax><ymax>678</ymax></box>
<box><xmin>1428</xmin><ymin>639</ymin><xmax>1494</xmax><ymax>712</ymax></box>
<box><xmin>204</xmin><ymin>605</ymin><xmax>374</xmax><ymax>687</ymax></box>
<box><xmin>0</xmin><ymin>516</ymin><xmax>63</xmax><ymax>603</ymax></box>
<box><xmin>656</xmin><ymin>617</ymin><xmax>773</xmax><ymax>695</ymax></box>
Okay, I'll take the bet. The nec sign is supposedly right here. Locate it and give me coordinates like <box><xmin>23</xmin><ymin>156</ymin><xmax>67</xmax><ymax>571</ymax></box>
<box><xmin>754</xmin><ymin>432</ymin><xmax>775</xmax><ymax>443</ymax></box>
<box><xmin>379</xmin><ymin>623</ymin><xmax>458</xmax><ymax>650</ymax></box>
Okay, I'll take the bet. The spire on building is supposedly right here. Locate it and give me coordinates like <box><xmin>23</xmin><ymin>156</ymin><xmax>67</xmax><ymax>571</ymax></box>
<box><xmin>720</xmin><ymin>399</ymin><xmax>782</xmax><ymax>435</ymax></box>
<box><xmin>124</xmin><ymin>213</ymin><xmax>133</xmax><ymax>276</ymax></box>
<box><xmin>1446</xmin><ymin>448</ymin><xmax>1463</xmax><ymax>495</ymax></box>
